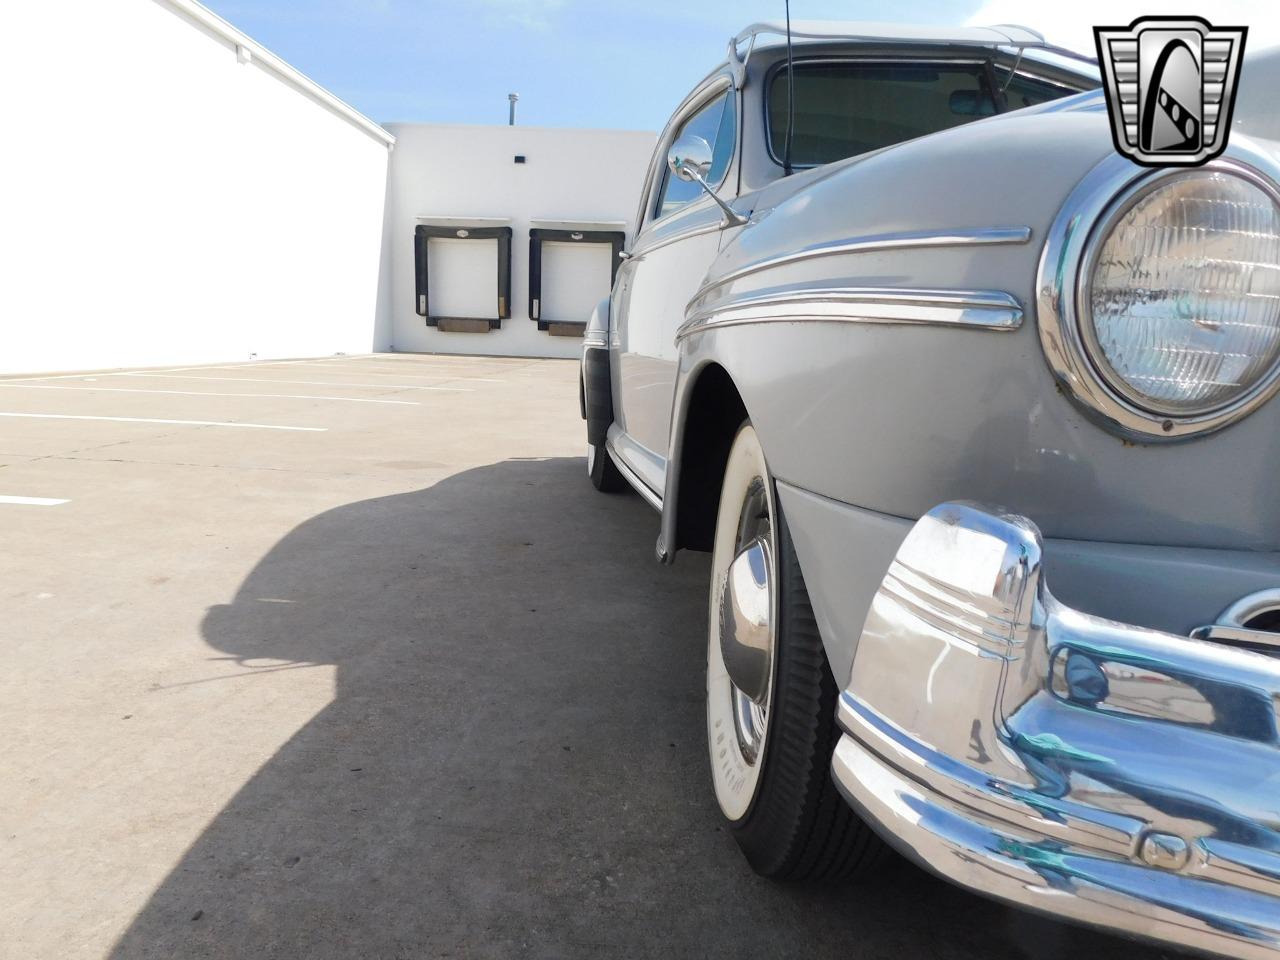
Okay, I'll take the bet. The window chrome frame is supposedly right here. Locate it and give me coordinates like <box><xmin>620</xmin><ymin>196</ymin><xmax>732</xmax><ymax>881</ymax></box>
<box><xmin>638</xmin><ymin>74</ymin><xmax>737</xmax><ymax>230</ymax></box>
<box><xmin>989</xmin><ymin>61</ymin><xmax>1087</xmax><ymax>101</ymax></box>
<box><xmin>1036</xmin><ymin>138</ymin><xmax>1280</xmax><ymax>442</ymax></box>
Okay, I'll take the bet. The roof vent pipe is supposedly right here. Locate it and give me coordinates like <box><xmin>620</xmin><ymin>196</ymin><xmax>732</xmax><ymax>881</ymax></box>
<box><xmin>508</xmin><ymin>92</ymin><xmax>519</xmax><ymax>126</ymax></box>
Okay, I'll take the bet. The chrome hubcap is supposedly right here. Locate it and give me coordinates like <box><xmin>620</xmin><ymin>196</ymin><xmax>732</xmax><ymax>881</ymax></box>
<box><xmin>718</xmin><ymin>478</ymin><xmax>774</xmax><ymax>765</ymax></box>
<box><xmin>719</xmin><ymin>538</ymin><xmax>772</xmax><ymax>703</ymax></box>
<box><xmin>732</xmin><ymin>684</ymin><xmax>769</xmax><ymax>765</ymax></box>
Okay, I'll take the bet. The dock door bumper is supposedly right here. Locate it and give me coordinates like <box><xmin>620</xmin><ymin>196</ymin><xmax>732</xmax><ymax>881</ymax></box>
<box><xmin>832</xmin><ymin>501</ymin><xmax>1280</xmax><ymax>959</ymax></box>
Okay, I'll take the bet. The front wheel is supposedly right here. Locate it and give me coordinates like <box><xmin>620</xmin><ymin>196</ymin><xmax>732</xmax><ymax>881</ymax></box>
<box><xmin>706</xmin><ymin>423</ymin><xmax>886</xmax><ymax>880</ymax></box>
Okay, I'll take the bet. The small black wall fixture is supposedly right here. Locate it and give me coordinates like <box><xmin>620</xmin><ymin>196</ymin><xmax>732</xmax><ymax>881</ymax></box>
<box><xmin>414</xmin><ymin>224</ymin><xmax>513</xmax><ymax>332</ymax></box>
<box><xmin>528</xmin><ymin>228</ymin><xmax>625</xmax><ymax>333</ymax></box>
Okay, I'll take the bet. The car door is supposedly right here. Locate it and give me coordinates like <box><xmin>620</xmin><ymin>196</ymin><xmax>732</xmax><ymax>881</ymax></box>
<box><xmin>610</xmin><ymin>78</ymin><xmax>739</xmax><ymax>495</ymax></box>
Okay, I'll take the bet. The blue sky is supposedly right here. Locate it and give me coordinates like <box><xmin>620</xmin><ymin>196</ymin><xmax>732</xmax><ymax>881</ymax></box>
<box><xmin>203</xmin><ymin>0</ymin><xmax>981</xmax><ymax>130</ymax></box>
<box><xmin>203</xmin><ymin>0</ymin><xmax>1279</xmax><ymax>131</ymax></box>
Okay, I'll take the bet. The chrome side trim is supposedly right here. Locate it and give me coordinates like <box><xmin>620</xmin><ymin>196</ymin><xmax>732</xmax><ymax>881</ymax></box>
<box><xmin>627</xmin><ymin>219</ymin><xmax>725</xmax><ymax>263</ymax></box>
<box><xmin>833</xmin><ymin>501</ymin><xmax>1280</xmax><ymax>958</ymax></box>
<box><xmin>676</xmin><ymin>287</ymin><xmax>1022</xmax><ymax>341</ymax></box>
<box><xmin>604</xmin><ymin>433</ymin><xmax>662</xmax><ymax>512</ymax></box>
<box><xmin>692</xmin><ymin>226</ymin><xmax>1031</xmax><ymax>302</ymax></box>
<box><xmin>1036</xmin><ymin>140</ymin><xmax>1280</xmax><ymax>442</ymax></box>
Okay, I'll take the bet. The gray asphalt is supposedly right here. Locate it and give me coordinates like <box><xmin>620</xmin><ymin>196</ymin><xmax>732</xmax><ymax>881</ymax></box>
<box><xmin>0</xmin><ymin>355</ymin><xmax>1171</xmax><ymax>959</ymax></box>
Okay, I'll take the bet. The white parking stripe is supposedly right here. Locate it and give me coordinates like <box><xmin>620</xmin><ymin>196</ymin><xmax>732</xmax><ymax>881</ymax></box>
<box><xmin>113</xmin><ymin>374</ymin><xmax>475</xmax><ymax>391</ymax></box>
<box><xmin>303</xmin><ymin>362</ymin><xmax>525</xmax><ymax>376</ymax></box>
<box><xmin>215</xmin><ymin>366</ymin><xmax>505</xmax><ymax>382</ymax></box>
<box><xmin>391</xmin><ymin>358</ymin><xmax>532</xmax><ymax>366</ymax></box>
<box><xmin>0</xmin><ymin>358</ymin><xmax>359</xmax><ymax>382</ymax></box>
<box><xmin>0</xmin><ymin>356</ymin><xmax>520</xmax><ymax>384</ymax></box>
<box><xmin>0</xmin><ymin>413</ymin><xmax>326</xmax><ymax>432</ymax></box>
<box><xmin>312</xmin><ymin>354</ymin><xmax>527</xmax><ymax>362</ymax></box>
<box><xmin>1</xmin><ymin>371</ymin><xmax>124</xmax><ymax>382</ymax></box>
<box><xmin>110</xmin><ymin>358</ymin><xmax>499</xmax><ymax>375</ymax></box>
<box><xmin>0</xmin><ymin>495</ymin><xmax>68</xmax><ymax>506</ymax></box>
<box><xmin>0</xmin><ymin>384</ymin><xmax>419</xmax><ymax>405</ymax></box>
<box><xmin>131</xmin><ymin>360</ymin><xmax>508</xmax><ymax>382</ymax></box>
<box><xmin>130</xmin><ymin>359</ymin><xmax>334</xmax><ymax>374</ymax></box>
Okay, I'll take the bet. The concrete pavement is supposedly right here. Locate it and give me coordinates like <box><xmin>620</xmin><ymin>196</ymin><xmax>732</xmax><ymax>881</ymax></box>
<box><xmin>0</xmin><ymin>355</ymin><xmax>1168</xmax><ymax>959</ymax></box>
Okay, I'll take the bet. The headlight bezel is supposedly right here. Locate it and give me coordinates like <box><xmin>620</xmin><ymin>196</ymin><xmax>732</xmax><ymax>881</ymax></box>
<box><xmin>1037</xmin><ymin>145</ymin><xmax>1280</xmax><ymax>441</ymax></box>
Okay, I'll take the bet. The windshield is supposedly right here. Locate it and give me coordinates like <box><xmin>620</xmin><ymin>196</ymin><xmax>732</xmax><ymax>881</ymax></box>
<box><xmin>767</xmin><ymin>59</ymin><xmax>1084</xmax><ymax>168</ymax></box>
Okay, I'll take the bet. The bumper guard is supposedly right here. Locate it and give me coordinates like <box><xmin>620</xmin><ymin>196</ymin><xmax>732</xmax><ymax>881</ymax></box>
<box><xmin>832</xmin><ymin>502</ymin><xmax>1280</xmax><ymax>958</ymax></box>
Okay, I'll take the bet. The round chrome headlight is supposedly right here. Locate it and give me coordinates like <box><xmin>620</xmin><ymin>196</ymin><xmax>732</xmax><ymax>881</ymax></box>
<box><xmin>1039</xmin><ymin>151</ymin><xmax>1280</xmax><ymax>440</ymax></box>
<box><xmin>1083</xmin><ymin>171</ymin><xmax>1280</xmax><ymax>416</ymax></box>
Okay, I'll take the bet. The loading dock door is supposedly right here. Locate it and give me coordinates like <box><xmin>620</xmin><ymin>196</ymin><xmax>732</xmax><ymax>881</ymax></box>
<box><xmin>414</xmin><ymin>220</ymin><xmax>513</xmax><ymax>332</ymax></box>
<box><xmin>528</xmin><ymin>223</ymin><xmax>625</xmax><ymax>336</ymax></box>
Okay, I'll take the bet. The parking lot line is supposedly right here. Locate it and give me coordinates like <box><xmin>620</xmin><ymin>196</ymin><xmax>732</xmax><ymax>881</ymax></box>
<box><xmin>0</xmin><ymin>495</ymin><xmax>69</xmax><ymax>506</ymax></box>
<box><xmin>0</xmin><ymin>384</ymin><xmax>420</xmax><ymax>405</ymax></box>
<box><xmin>0</xmin><ymin>359</ymin><xmax>387</xmax><ymax>382</ymax></box>
<box><xmin>0</xmin><ymin>358</ymin><xmax>520</xmax><ymax>385</ymax></box>
<box><xmin>1</xmin><ymin>371</ymin><xmax>127</xmax><ymax>382</ymax></box>
<box><xmin>306</xmin><ymin>358</ymin><xmax>526</xmax><ymax>373</ymax></box>
<box><xmin>110</xmin><ymin>374</ymin><xmax>476</xmax><ymax>391</ymax></box>
<box><xmin>126</xmin><ymin>358</ymin><xmax>510</xmax><ymax>379</ymax></box>
<box><xmin>240</xmin><ymin>366</ymin><xmax>506</xmax><ymax>383</ymax></box>
<box><xmin>75</xmin><ymin>359</ymin><xmax>336</xmax><ymax>376</ymax></box>
<box><xmin>0</xmin><ymin>412</ymin><xmax>326</xmax><ymax>432</ymax></box>
<box><xmin>311</xmin><ymin>354</ymin><xmax>531</xmax><ymax>363</ymax></box>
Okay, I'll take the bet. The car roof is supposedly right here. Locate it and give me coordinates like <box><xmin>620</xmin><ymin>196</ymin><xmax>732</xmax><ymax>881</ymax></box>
<box><xmin>664</xmin><ymin>20</ymin><xmax>1098</xmax><ymax>134</ymax></box>
<box><xmin>735</xmin><ymin>20</ymin><xmax>1057</xmax><ymax>50</ymax></box>
<box><xmin>713</xmin><ymin>21</ymin><xmax>1098</xmax><ymax>92</ymax></box>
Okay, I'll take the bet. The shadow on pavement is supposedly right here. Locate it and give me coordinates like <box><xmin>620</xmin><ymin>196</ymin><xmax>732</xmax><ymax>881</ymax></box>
<box><xmin>108</xmin><ymin>457</ymin><xmax>1166</xmax><ymax>959</ymax></box>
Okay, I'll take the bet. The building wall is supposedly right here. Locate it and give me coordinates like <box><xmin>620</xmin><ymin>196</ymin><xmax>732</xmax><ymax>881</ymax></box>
<box><xmin>0</xmin><ymin>0</ymin><xmax>392</xmax><ymax>375</ymax></box>
<box><xmin>384</xmin><ymin>124</ymin><xmax>657</xmax><ymax>359</ymax></box>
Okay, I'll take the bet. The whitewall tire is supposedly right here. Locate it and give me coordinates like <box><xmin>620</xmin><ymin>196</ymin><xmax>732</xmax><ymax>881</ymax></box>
<box><xmin>705</xmin><ymin>422</ymin><xmax>887</xmax><ymax>880</ymax></box>
<box><xmin>707</xmin><ymin>424</ymin><xmax>775</xmax><ymax>820</ymax></box>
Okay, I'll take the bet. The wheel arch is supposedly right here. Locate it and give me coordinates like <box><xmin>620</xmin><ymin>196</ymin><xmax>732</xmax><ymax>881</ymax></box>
<box><xmin>658</xmin><ymin>359</ymin><xmax>748</xmax><ymax>562</ymax></box>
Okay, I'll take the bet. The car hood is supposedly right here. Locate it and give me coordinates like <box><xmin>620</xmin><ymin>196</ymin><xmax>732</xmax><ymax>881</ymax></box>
<box><xmin>1234</xmin><ymin>43</ymin><xmax>1280</xmax><ymax>142</ymax></box>
<box><xmin>1034</xmin><ymin>43</ymin><xmax>1280</xmax><ymax>143</ymax></box>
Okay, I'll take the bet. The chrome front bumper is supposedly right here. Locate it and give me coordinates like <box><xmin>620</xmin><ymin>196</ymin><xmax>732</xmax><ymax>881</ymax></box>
<box><xmin>831</xmin><ymin>502</ymin><xmax>1280</xmax><ymax>958</ymax></box>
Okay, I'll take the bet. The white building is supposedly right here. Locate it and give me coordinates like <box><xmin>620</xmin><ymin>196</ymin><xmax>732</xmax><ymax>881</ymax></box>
<box><xmin>0</xmin><ymin>1</ymin><xmax>656</xmax><ymax>375</ymax></box>
<box><xmin>385</xmin><ymin>124</ymin><xmax>654</xmax><ymax>360</ymax></box>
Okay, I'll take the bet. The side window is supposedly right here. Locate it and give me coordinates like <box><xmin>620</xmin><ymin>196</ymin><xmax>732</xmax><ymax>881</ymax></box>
<box><xmin>654</xmin><ymin>89</ymin><xmax>736</xmax><ymax>221</ymax></box>
<box><xmin>765</xmin><ymin>61</ymin><xmax>1088</xmax><ymax>169</ymax></box>
<box><xmin>767</xmin><ymin>63</ymin><xmax>994</xmax><ymax>167</ymax></box>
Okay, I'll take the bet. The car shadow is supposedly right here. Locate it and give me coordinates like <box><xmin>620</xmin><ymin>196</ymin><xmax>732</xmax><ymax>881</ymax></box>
<box><xmin>108</xmin><ymin>457</ymin><xmax>1167</xmax><ymax>960</ymax></box>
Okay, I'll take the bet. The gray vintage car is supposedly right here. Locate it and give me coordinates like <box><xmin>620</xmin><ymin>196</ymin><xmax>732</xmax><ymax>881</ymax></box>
<box><xmin>581</xmin><ymin>20</ymin><xmax>1280</xmax><ymax>958</ymax></box>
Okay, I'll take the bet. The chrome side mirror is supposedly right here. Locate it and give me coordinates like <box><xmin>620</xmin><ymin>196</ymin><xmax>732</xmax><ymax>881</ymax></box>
<box><xmin>667</xmin><ymin>134</ymin><xmax>714</xmax><ymax>182</ymax></box>
<box><xmin>665</xmin><ymin>134</ymin><xmax>748</xmax><ymax>227</ymax></box>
